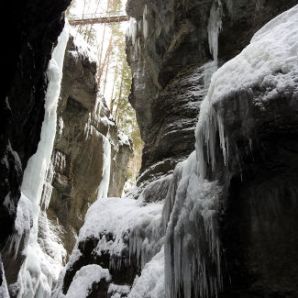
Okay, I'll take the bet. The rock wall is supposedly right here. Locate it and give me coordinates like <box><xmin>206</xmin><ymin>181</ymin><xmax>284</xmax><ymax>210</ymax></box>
<box><xmin>58</xmin><ymin>1</ymin><xmax>298</xmax><ymax>298</ymax></box>
<box><xmin>48</xmin><ymin>33</ymin><xmax>133</xmax><ymax>253</ymax></box>
<box><xmin>125</xmin><ymin>0</ymin><xmax>298</xmax><ymax>296</ymax></box>
<box><xmin>0</xmin><ymin>0</ymin><xmax>70</xmax><ymax>293</ymax></box>
<box><xmin>126</xmin><ymin>0</ymin><xmax>297</xmax><ymax>178</ymax></box>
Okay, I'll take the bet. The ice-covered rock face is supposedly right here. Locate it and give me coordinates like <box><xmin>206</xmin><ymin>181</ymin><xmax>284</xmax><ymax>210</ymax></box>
<box><xmin>195</xmin><ymin>5</ymin><xmax>298</xmax><ymax>296</ymax></box>
<box><xmin>60</xmin><ymin>3</ymin><xmax>298</xmax><ymax>298</ymax></box>
<box><xmin>126</xmin><ymin>0</ymin><xmax>297</xmax><ymax>181</ymax></box>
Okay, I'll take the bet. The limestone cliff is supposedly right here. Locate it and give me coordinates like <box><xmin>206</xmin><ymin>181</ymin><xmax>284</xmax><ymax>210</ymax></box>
<box><xmin>48</xmin><ymin>33</ymin><xmax>133</xmax><ymax>253</ymax></box>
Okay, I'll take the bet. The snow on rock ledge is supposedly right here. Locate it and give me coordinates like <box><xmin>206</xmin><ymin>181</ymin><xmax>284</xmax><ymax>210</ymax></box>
<box><xmin>196</xmin><ymin>4</ymin><xmax>298</xmax><ymax>178</ymax></box>
<box><xmin>65</xmin><ymin>265</ymin><xmax>110</xmax><ymax>298</ymax></box>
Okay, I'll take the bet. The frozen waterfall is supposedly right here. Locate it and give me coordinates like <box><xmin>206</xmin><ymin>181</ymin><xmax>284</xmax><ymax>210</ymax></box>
<box><xmin>10</xmin><ymin>24</ymin><xmax>69</xmax><ymax>298</ymax></box>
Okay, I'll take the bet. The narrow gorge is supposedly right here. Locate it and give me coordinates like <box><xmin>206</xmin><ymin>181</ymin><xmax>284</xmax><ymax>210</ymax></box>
<box><xmin>1</xmin><ymin>0</ymin><xmax>298</xmax><ymax>298</ymax></box>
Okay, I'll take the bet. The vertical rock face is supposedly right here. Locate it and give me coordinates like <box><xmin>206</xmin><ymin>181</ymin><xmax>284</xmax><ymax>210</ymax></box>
<box><xmin>0</xmin><ymin>0</ymin><xmax>70</xmax><ymax>251</ymax></box>
<box><xmin>52</xmin><ymin>1</ymin><xmax>298</xmax><ymax>298</ymax></box>
<box><xmin>126</xmin><ymin>0</ymin><xmax>297</xmax><ymax>178</ymax></box>
<box><xmin>48</xmin><ymin>34</ymin><xmax>133</xmax><ymax>253</ymax></box>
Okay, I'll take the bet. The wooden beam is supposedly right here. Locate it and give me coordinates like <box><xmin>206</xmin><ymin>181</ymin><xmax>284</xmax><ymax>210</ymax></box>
<box><xmin>69</xmin><ymin>15</ymin><xmax>129</xmax><ymax>25</ymax></box>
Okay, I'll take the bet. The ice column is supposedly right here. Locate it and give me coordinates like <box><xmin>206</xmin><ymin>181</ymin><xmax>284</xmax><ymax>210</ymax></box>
<box><xmin>207</xmin><ymin>0</ymin><xmax>223</xmax><ymax>62</ymax></box>
<box><xmin>96</xmin><ymin>135</ymin><xmax>111</xmax><ymax>199</ymax></box>
<box><xmin>14</xmin><ymin>23</ymin><xmax>69</xmax><ymax>298</ymax></box>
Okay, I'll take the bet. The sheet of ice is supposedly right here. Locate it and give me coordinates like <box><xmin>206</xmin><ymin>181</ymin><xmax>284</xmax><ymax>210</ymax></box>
<box><xmin>207</xmin><ymin>0</ymin><xmax>222</xmax><ymax>62</ymax></box>
<box><xmin>65</xmin><ymin>265</ymin><xmax>110</xmax><ymax>298</ymax></box>
<box><xmin>9</xmin><ymin>193</ymin><xmax>33</xmax><ymax>256</ymax></box>
<box><xmin>96</xmin><ymin>134</ymin><xmax>111</xmax><ymax>199</ymax></box>
<box><xmin>128</xmin><ymin>248</ymin><xmax>165</xmax><ymax>298</ymax></box>
<box><xmin>13</xmin><ymin>24</ymin><xmax>69</xmax><ymax>298</ymax></box>
<box><xmin>196</xmin><ymin>4</ymin><xmax>298</xmax><ymax>178</ymax></box>
<box><xmin>143</xmin><ymin>5</ymin><xmax>149</xmax><ymax>39</ymax></box>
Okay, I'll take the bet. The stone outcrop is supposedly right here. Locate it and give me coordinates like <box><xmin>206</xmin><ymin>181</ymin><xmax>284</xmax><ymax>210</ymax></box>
<box><xmin>48</xmin><ymin>34</ymin><xmax>133</xmax><ymax>253</ymax></box>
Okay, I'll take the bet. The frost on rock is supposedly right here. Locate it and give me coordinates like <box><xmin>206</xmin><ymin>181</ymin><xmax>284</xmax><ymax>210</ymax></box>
<box><xmin>196</xmin><ymin>4</ymin><xmax>298</xmax><ymax>179</ymax></box>
<box><xmin>128</xmin><ymin>248</ymin><xmax>165</xmax><ymax>298</ymax></box>
<box><xmin>65</xmin><ymin>265</ymin><xmax>110</xmax><ymax>298</ymax></box>
<box><xmin>10</xmin><ymin>24</ymin><xmax>69</xmax><ymax>298</ymax></box>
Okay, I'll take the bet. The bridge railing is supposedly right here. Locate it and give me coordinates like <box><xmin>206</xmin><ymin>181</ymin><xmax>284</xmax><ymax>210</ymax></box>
<box><xmin>69</xmin><ymin>11</ymin><xmax>127</xmax><ymax>21</ymax></box>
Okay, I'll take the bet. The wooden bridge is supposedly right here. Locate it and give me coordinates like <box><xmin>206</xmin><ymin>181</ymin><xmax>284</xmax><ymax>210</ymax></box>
<box><xmin>69</xmin><ymin>11</ymin><xmax>129</xmax><ymax>25</ymax></box>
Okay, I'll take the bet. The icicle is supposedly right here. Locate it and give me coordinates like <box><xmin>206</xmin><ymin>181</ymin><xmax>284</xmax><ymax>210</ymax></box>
<box><xmin>143</xmin><ymin>5</ymin><xmax>149</xmax><ymax>40</ymax></box>
<box><xmin>207</xmin><ymin>0</ymin><xmax>223</xmax><ymax>62</ymax></box>
<box><xmin>164</xmin><ymin>152</ymin><xmax>223</xmax><ymax>298</ymax></box>
<box><xmin>96</xmin><ymin>135</ymin><xmax>111</xmax><ymax>199</ymax></box>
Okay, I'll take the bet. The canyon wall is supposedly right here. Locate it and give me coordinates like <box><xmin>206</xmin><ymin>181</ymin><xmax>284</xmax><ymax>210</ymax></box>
<box><xmin>60</xmin><ymin>1</ymin><xmax>298</xmax><ymax>298</ymax></box>
<box><xmin>0</xmin><ymin>0</ymin><xmax>70</xmax><ymax>294</ymax></box>
<box><xmin>48</xmin><ymin>33</ymin><xmax>133</xmax><ymax>253</ymax></box>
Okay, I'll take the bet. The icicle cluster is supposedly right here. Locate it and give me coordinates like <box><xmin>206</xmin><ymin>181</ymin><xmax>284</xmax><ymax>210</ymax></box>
<box><xmin>196</xmin><ymin>3</ymin><xmax>298</xmax><ymax>179</ymax></box>
<box><xmin>77</xmin><ymin>197</ymin><xmax>163</xmax><ymax>271</ymax></box>
<box><xmin>163</xmin><ymin>152</ymin><xmax>223</xmax><ymax>298</ymax></box>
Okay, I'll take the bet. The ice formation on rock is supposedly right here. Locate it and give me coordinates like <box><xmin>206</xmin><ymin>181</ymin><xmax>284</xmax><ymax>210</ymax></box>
<box><xmin>207</xmin><ymin>0</ymin><xmax>223</xmax><ymax>62</ymax></box>
<box><xmin>143</xmin><ymin>5</ymin><xmax>149</xmax><ymax>40</ymax></box>
<box><xmin>163</xmin><ymin>152</ymin><xmax>222</xmax><ymax>298</ymax></box>
<box><xmin>128</xmin><ymin>248</ymin><xmax>165</xmax><ymax>298</ymax></box>
<box><xmin>65</xmin><ymin>265</ymin><xmax>110</xmax><ymax>298</ymax></box>
<box><xmin>0</xmin><ymin>260</ymin><xmax>10</xmax><ymax>298</ymax></box>
<box><xmin>30</xmin><ymin>4</ymin><xmax>298</xmax><ymax>298</ymax></box>
<box><xmin>11</xmin><ymin>24</ymin><xmax>69</xmax><ymax>298</ymax></box>
<box><xmin>78</xmin><ymin>197</ymin><xmax>163</xmax><ymax>270</ymax></box>
<box><xmin>96</xmin><ymin>135</ymin><xmax>111</xmax><ymax>199</ymax></box>
<box><xmin>196</xmin><ymin>3</ymin><xmax>298</xmax><ymax>179</ymax></box>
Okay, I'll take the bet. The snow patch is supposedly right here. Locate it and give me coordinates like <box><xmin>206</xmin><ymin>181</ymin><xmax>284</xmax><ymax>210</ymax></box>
<box><xmin>65</xmin><ymin>265</ymin><xmax>110</xmax><ymax>298</ymax></box>
<box><xmin>69</xmin><ymin>26</ymin><xmax>97</xmax><ymax>63</ymax></box>
<box><xmin>79</xmin><ymin>197</ymin><xmax>163</xmax><ymax>270</ymax></box>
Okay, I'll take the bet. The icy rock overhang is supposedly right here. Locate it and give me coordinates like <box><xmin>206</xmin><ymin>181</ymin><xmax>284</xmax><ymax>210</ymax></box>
<box><xmin>196</xmin><ymin>4</ymin><xmax>298</xmax><ymax>179</ymax></box>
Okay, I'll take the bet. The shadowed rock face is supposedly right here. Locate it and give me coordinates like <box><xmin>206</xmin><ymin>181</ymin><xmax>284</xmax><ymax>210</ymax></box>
<box><xmin>0</xmin><ymin>0</ymin><xmax>70</xmax><ymax>249</ymax></box>
<box><xmin>126</xmin><ymin>0</ymin><xmax>297</xmax><ymax>181</ymax></box>
<box><xmin>210</xmin><ymin>74</ymin><xmax>298</xmax><ymax>297</ymax></box>
<box><xmin>48</xmin><ymin>35</ymin><xmax>133</xmax><ymax>253</ymax></box>
<box><xmin>124</xmin><ymin>0</ymin><xmax>298</xmax><ymax>296</ymax></box>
